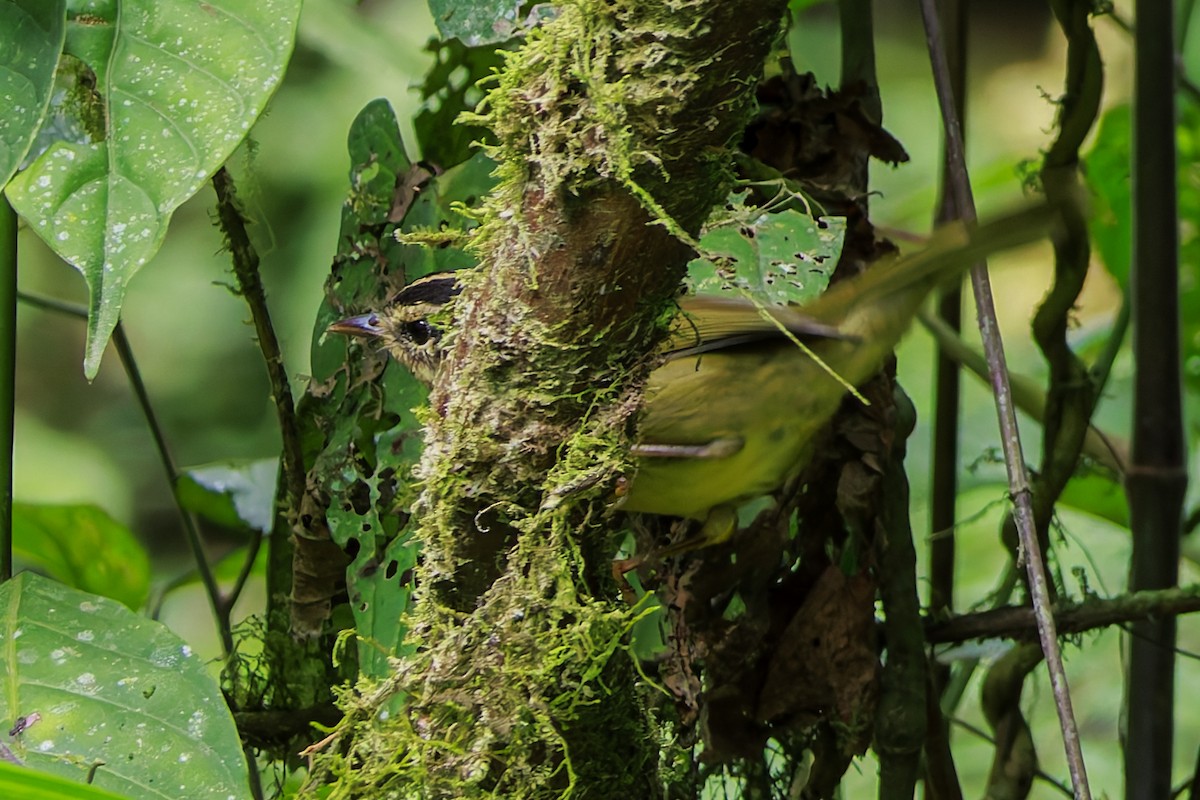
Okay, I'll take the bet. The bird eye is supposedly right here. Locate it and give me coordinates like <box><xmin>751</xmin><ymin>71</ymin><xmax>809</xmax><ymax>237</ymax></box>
<box><xmin>406</xmin><ymin>320</ymin><xmax>434</xmax><ymax>345</ymax></box>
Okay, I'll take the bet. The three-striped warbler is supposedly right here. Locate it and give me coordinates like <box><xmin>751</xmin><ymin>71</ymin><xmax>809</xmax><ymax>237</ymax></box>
<box><xmin>329</xmin><ymin>205</ymin><xmax>1055</xmax><ymax>554</ymax></box>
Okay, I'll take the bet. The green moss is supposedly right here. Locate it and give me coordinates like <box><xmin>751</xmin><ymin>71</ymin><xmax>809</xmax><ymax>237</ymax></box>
<box><xmin>304</xmin><ymin>514</ymin><xmax>658</xmax><ymax>799</ymax></box>
<box><xmin>462</xmin><ymin>0</ymin><xmax>740</xmax><ymax>244</ymax></box>
<box><xmin>301</xmin><ymin>0</ymin><xmax>786</xmax><ymax>795</ymax></box>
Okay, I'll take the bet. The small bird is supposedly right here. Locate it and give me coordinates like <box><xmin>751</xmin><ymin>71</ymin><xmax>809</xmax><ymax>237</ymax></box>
<box><xmin>330</xmin><ymin>206</ymin><xmax>1054</xmax><ymax>551</ymax></box>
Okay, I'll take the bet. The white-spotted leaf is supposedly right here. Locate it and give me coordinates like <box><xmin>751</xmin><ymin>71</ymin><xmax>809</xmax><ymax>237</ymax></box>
<box><xmin>6</xmin><ymin>0</ymin><xmax>301</xmax><ymax>378</ymax></box>
<box><xmin>427</xmin><ymin>0</ymin><xmax>536</xmax><ymax>45</ymax></box>
<box><xmin>0</xmin><ymin>0</ymin><xmax>65</xmax><ymax>186</ymax></box>
<box><xmin>0</xmin><ymin>573</ymin><xmax>250</xmax><ymax>799</ymax></box>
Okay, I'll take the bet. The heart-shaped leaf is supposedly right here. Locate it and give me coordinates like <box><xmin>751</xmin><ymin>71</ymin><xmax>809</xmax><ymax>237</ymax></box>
<box><xmin>0</xmin><ymin>573</ymin><xmax>250</xmax><ymax>799</ymax></box>
<box><xmin>5</xmin><ymin>0</ymin><xmax>301</xmax><ymax>378</ymax></box>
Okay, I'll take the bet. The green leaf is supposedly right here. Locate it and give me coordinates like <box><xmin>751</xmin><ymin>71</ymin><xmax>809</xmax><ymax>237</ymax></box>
<box><xmin>11</xmin><ymin>503</ymin><xmax>150</xmax><ymax>610</ymax></box>
<box><xmin>0</xmin><ymin>573</ymin><xmax>250</xmax><ymax>800</ymax></box>
<box><xmin>1083</xmin><ymin>104</ymin><xmax>1132</xmax><ymax>287</ymax></box>
<box><xmin>294</xmin><ymin>101</ymin><xmax>422</xmax><ymax>639</ymax></box>
<box><xmin>316</xmin><ymin>360</ymin><xmax>425</xmax><ymax>676</ymax></box>
<box><xmin>427</xmin><ymin>0</ymin><xmax>540</xmax><ymax>46</ymax></box>
<box><xmin>0</xmin><ymin>760</ymin><xmax>132</xmax><ymax>800</ymax></box>
<box><xmin>177</xmin><ymin>459</ymin><xmax>278</xmax><ymax>534</ymax></box>
<box><xmin>345</xmin><ymin>98</ymin><xmax>414</xmax><ymax>223</ymax></box>
<box><xmin>1177</xmin><ymin>104</ymin><xmax>1200</xmax><ymax>405</ymax></box>
<box><xmin>414</xmin><ymin>37</ymin><xmax>504</xmax><ymax>168</ymax></box>
<box><xmin>1059</xmin><ymin>472</ymin><xmax>1129</xmax><ymax>529</ymax></box>
<box><xmin>327</xmin><ymin>450</ymin><xmax>418</xmax><ymax>678</ymax></box>
<box><xmin>1086</xmin><ymin>102</ymin><xmax>1200</xmax><ymax>405</ymax></box>
<box><xmin>0</xmin><ymin>0</ymin><xmax>65</xmax><ymax>186</ymax></box>
<box><xmin>5</xmin><ymin>0</ymin><xmax>301</xmax><ymax>378</ymax></box>
<box><xmin>688</xmin><ymin>201</ymin><xmax>846</xmax><ymax>305</ymax></box>
<box><xmin>789</xmin><ymin>0</ymin><xmax>834</xmax><ymax>11</ymax></box>
<box><xmin>297</xmin><ymin>100</ymin><xmax>496</xmax><ymax>653</ymax></box>
<box><xmin>400</xmin><ymin>149</ymin><xmax>496</xmax><ymax>272</ymax></box>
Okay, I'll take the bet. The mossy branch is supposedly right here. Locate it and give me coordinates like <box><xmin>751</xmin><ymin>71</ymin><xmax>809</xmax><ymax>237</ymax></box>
<box><xmin>310</xmin><ymin>2</ymin><xmax>792</xmax><ymax>797</ymax></box>
<box><xmin>210</xmin><ymin>167</ymin><xmax>306</xmax><ymax>647</ymax></box>
<box><xmin>925</xmin><ymin>585</ymin><xmax>1200</xmax><ymax>644</ymax></box>
<box><xmin>1030</xmin><ymin>0</ymin><xmax>1105</xmax><ymax>532</ymax></box>
<box><xmin>211</xmin><ymin>168</ymin><xmax>306</xmax><ymax>517</ymax></box>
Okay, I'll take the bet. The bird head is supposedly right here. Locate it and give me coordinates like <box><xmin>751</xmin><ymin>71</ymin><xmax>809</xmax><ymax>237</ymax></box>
<box><xmin>327</xmin><ymin>272</ymin><xmax>461</xmax><ymax>385</ymax></box>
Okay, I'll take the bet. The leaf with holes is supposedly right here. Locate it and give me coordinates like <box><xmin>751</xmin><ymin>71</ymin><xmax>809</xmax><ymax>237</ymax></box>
<box><xmin>688</xmin><ymin>202</ymin><xmax>845</xmax><ymax>305</ymax></box>
<box><xmin>427</xmin><ymin>0</ymin><xmax>546</xmax><ymax>46</ymax></box>
<box><xmin>5</xmin><ymin>0</ymin><xmax>301</xmax><ymax>378</ymax></box>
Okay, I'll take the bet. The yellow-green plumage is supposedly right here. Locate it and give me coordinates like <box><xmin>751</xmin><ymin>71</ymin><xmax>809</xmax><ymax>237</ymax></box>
<box><xmin>618</xmin><ymin>205</ymin><xmax>1055</xmax><ymax>525</ymax></box>
<box><xmin>330</xmin><ymin>205</ymin><xmax>1056</xmax><ymax>547</ymax></box>
<box><xmin>626</xmin><ymin>341</ymin><xmax>837</xmax><ymax>519</ymax></box>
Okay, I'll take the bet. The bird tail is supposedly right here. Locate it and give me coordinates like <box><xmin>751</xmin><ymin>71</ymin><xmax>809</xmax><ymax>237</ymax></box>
<box><xmin>805</xmin><ymin>202</ymin><xmax>1062</xmax><ymax>324</ymax></box>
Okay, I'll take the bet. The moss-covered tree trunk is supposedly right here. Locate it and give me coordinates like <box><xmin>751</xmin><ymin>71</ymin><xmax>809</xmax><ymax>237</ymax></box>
<box><xmin>315</xmin><ymin>2</ymin><xmax>791</xmax><ymax>797</ymax></box>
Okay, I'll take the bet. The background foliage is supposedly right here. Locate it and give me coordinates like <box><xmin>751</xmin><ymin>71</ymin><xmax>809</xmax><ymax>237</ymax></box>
<box><xmin>2</xmin><ymin>0</ymin><xmax>1198</xmax><ymax>797</ymax></box>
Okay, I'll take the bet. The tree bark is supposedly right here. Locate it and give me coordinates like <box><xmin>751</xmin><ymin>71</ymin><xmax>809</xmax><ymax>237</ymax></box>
<box><xmin>324</xmin><ymin>3</ymin><xmax>792</xmax><ymax>797</ymax></box>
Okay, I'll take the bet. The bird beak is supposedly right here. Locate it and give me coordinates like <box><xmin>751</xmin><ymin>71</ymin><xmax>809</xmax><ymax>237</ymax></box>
<box><xmin>327</xmin><ymin>313</ymin><xmax>384</xmax><ymax>338</ymax></box>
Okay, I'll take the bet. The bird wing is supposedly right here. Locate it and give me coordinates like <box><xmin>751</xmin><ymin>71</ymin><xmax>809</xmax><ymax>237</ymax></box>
<box><xmin>663</xmin><ymin>295</ymin><xmax>853</xmax><ymax>359</ymax></box>
<box><xmin>666</xmin><ymin>203</ymin><xmax>1057</xmax><ymax>359</ymax></box>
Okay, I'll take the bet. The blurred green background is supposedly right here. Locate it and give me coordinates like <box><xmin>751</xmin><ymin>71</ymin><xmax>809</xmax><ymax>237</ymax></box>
<box><xmin>15</xmin><ymin>1</ymin><xmax>438</xmax><ymax>549</ymax></box>
<box><xmin>12</xmin><ymin>0</ymin><xmax>1198</xmax><ymax>794</ymax></box>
